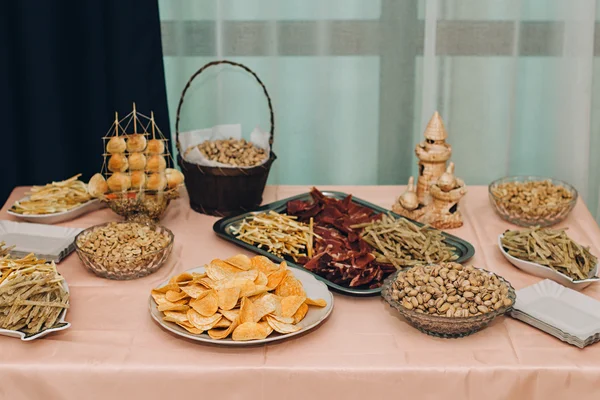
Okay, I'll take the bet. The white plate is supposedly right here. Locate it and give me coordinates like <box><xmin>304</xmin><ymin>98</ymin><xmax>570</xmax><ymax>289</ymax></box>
<box><xmin>498</xmin><ymin>234</ymin><xmax>599</xmax><ymax>290</ymax></box>
<box><xmin>0</xmin><ymin>220</ymin><xmax>83</xmax><ymax>263</ymax></box>
<box><xmin>513</xmin><ymin>279</ymin><xmax>600</xmax><ymax>343</ymax></box>
<box><xmin>8</xmin><ymin>197</ymin><xmax>104</xmax><ymax>224</ymax></box>
<box><xmin>149</xmin><ymin>265</ymin><xmax>334</xmax><ymax>345</ymax></box>
<box><xmin>0</xmin><ymin>279</ymin><xmax>70</xmax><ymax>341</ymax></box>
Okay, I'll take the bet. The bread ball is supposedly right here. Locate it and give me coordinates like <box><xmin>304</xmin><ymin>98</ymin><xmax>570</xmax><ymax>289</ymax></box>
<box><xmin>108</xmin><ymin>154</ymin><xmax>129</xmax><ymax>173</ymax></box>
<box><xmin>107</xmin><ymin>172</ymin><xmax>131</xmax><ymax>192</ymax></box>
<box><xmin>146</xmin><ymin>173</ymin><xmax>167</xmax><ymax>191</ymax></box>
<box><xmin>130</xmin><ymin>171</ymin><xmax>146</xmax><ymax>190</ymax></box>
<box><xmin>165</xmin><ymin>168</ymin><xmax>184</xmax><ymax>189</ymax></box>
<box><xmin>88</xmin><ymin>173</ymin><xmax>108</xmax><ymax>198</ymax></box>
<box><xmin>127</xmin><ymin>134</ymin><xmax>147</xmax><ymax>153</ymax></box>
<box><xmin>146</xmin><ymin>139</ymin><xmax>165</xmax><ymax>155</ymax></box>
<box><xmin>128</xmin><ymin>152</ymin><xmax>146</xmax><ymax>171</ymax></box>
<box><xmin>106</xmin><ymin>136</ymin><xmax>126</xmax><ymax>154</ymax></box>
<box><xmin>146</xmin><ymin>155</ymin><xmax>166</xmax><ymax>172</ymax></box>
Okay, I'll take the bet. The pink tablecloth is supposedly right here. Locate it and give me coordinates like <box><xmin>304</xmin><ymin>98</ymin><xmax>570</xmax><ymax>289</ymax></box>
<box><xmin>1</xmin><ymin>185</ymin><xmax>599</xmax><ymax>400</ymax></box>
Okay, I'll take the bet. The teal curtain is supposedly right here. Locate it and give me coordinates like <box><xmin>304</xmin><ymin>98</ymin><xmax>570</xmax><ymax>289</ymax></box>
<box><xmin>159</xmin><ymin>0</ymin><xmax>600</xmax><ymax>219</ymax></box>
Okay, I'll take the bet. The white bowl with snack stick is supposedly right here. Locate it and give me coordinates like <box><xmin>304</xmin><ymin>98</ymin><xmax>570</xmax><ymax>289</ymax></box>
<box><xmin>498</xmin><ymin>229</ymin><xmax>599</xmax><ymax>290</ymax></box>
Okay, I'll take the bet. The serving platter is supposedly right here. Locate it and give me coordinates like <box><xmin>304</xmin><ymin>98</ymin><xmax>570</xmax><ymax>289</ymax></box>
<box><xmin>213</xmin><ymin>191</ymin><xmax>475</xmax><ymax>296</ymax></box>
<box><xmin>8</xmin><ymin>197</ymin><xmax>104</xmax><ymax>224</ymax></box>
<box><xmin>511</xmin><ymin>279</ymin><xmax>600</xmax><ymax>347</ymax></box>
<box><xmin>149</xmin><ymin>265</ymin><xmax>334</xmax><ymax>345</ymax></box>
<box><xmin>498</xmin><ymin>234</ymin><xmax>599</xmax><ymax>290</ymax></box>
<box><xmin>0</xmin><ymin>220</ymin><xmax>83</xmax><ymax>263</ymax></box>
<box><xmin>0</xmin><ymin>279</ymin><xmax>70</xmax><ymax>341</ymax></box>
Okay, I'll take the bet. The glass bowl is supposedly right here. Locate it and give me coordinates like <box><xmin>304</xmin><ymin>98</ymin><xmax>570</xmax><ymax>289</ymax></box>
<box><xmin>74</xmin><ymin>222</ymin><xmax>174</xmax><ymax>280</ymax></box>
<box><xmin>381</xmin><ymin>268</ymin><xmax>516</xmax><ymax>338</ymax></box>
<box><xmin>488</xmin><ymin>176</ymin><xmax>577</xmax><ymax>227</ymax></box>
<box><xmin>103</xmin><ymin>189</ymin><xmax>180</xmax><ymax>223</ymax></box>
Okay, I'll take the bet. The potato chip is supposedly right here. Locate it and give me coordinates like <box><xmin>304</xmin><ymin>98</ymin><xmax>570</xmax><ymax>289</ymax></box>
<box><xmin>177</xmin><ymin>320</ymin><xmax>195</xmax><ymax>329</ymax></box>
<box><xmin>281</xmin><ymin>295</ymin><xmax>307</xmax><ymax>318</ymax></box>
<box><xmin>153</xmin><ymin>253</ymin><xmax>323</xmax><ymax>341</ymax></box>
<box><xmin>266</xmin><ymin>315</ymin><xmax>301</xmax><ymax>334</ymax></box>
<box><xmin>251</xmin><ymin>256</ymin><xmax>279</xmax><ymax>274</ymax></box>
<box><xmin>267</xmin><ymin>313</ymin><xmax>295</xmax><ymax>324</ymax></box>
<box><xmin>254</xmin><ymin>293</ymin><xmax>282</xmax><ymax>316</ymax></box>
<box><xmin>192</xmin><ymin>272</ymin><xmax>208</xmax><ymax>280</ymax></box>
<box><xmin>154</xmin><ymin>283</ymin><xmax>179</xmax><ymax>293</ymax></box>
<box><xmin>206</xmin><ymin>261</ymin><xmax>236</xmax><ymax>281</ymax></box>
<box><xmin>163</xmin><ymin>311</ymin><xmax>189</xmax><ymax>324</ymax></box>
<box><xmin>255</xmin><ymin>271</ymin><xmax>268</xmax><ymax>286</ymax></box>
<box><xmin>187</xmin><ymin>309</ymin><xmax>223</xmax><ymax>330</ymax></box>
<box><xmin>259</xmin><ymin>321</ymin><xmax>274</xmax><ymax>336</ymax></box>
<box><xmin>305</xmin><ymin>298</ymin><xmax>327</xmax><ymax>307</ymax></box>
<box><xmin>170</xmin><ymin>273</ymin><xmax>194</xmax><ymax>285</ymax></box>
<box><xmin>232</xmin><ymin>322</ymin><xmax>269</xmax><ymax>341</ymax></box>
<box><xmin>217</xmin><ymin>287</ymin><xmax>241</xmax><ymax>311</ymax></box>
<box><xmin>180</xmin><ymin>284</ymin><xmax>209</xmax><ymax>299</ymax></box>
<box><xmin>252</xmin><ymin>296</ymin><xmax>277</xmax><ymax>322</ymax></box>
<box><xmin>213</xmin><ymin>318</ymin><xmax>232</xmax><ymax>329</ymax></box>
<box><xmin>243</xmin><ymin>284</ymin><xmax>269</xmax><ymax>298</ymax></box>
<box><xmin>177</xmin><ymin>322</ymin><xmax>204</xmax><ymax>334</ymax></box>
<box><xmin>158</xmin><ymin>302</ymin><xmax>190</xmax><ymax>312</ymax></box>
<box><xmin>189</xmin><ymin>290</ymin><xmax>218</xmax><ymax>316</ymax></box>
<box><xmin>293</xmin><ymin>303</ymin><xmax>309</xmax><ymax>324</ymax></box>
<box><xmin>275</xmin><ymin>273</ymin><xmax>306</xmax><ymax>297</ymax></box>
<box><xmin>165</xmin><ymin>290</ymin><xmax>188</xmax><ymax>302</ymax></box>
<box><xmin>235</xmin><ymin>270</ymin><xmax>259</xmax><ymax>282</ymax></box>
<box><xmin>151</xmin><ymin>291</ymin><xmax>169</xmax><ymax>305</ymax></box>
<box><xmin>225</xmin><ymin>254</ymin><xmax>252</xmax><ymax>270</ymax></box>
<box><xmin>266</xmin><ymin>269</ymin><xmax>287</xmax><ymax>290</ymax></box>
<box><xmin>221</xmin><ymin>309</ymin><xmax>240</xmax><ymax>322</ymax></box>
<box><xmin>208</xmin><ymin>318</ymin><xmax>240</xmax><ymax>339</ymax></box>
<box><xmin>239</xmin><ymin>297</ymin><xmax>255</xmax><ymax>324</ymax></box>
<box><xmin>198</xmin><ymin>277</ymin><xmax>216</xmax><ymax>289</ymax></box>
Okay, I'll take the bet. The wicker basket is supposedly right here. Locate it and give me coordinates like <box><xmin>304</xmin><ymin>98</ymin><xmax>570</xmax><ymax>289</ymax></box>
<box><xmin>175</xmin><ymin>60</ymin><xmax>276</xmax><ymax>217</ymax></box>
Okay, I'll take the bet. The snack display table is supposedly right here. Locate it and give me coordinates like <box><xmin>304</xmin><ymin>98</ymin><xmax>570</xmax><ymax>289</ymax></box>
<box><xmin>1</xmin><ymin>185</ymin><xmax>600</xmax><ymax>400</ymax></box>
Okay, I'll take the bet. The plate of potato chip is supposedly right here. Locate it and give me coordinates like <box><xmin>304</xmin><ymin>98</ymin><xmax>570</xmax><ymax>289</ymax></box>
<box><xmin>149</xmin><ymin>254</ymin><xmax>333</xmax><ymax>345</ymax></box>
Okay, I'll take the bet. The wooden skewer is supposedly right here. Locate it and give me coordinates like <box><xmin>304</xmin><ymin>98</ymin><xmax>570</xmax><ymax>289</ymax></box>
<box><xmin>133</xmin><ymin>102</ymin><xmax>137</xmax><ymax>134</ymax></box>
<box><xmin>114</xmin><ymin>112</ymin><xmax>119</xmax><ymax>137</ymax></box>
<box><xmin>151</xmin><ymin>111</ymin><xmax>156</xmax><ymax>140</ymax></box>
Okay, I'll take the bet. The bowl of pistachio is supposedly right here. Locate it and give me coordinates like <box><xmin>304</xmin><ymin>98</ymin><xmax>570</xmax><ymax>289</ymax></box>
<box><xmin>381</xmin><ymin>262</ymin><xmax>516</xmax><ymax>338</ymax></box>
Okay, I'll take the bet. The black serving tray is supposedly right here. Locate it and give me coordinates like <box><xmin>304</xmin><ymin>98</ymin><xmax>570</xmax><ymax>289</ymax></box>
<box><xmin>213</xmin><ymin>191</ymin><xmax>475</xmax><ymax>297</ymax></box>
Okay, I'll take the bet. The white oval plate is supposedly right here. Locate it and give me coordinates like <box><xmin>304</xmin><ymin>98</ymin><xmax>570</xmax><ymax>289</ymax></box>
<box><xmin>0</xmin><ymin>279</ymin><xmax>70</xmax><ymax>341</ymax></box>
<box><xmin>149</xmin><ymin>265</ymin><xmax>334</xmax><ymax>345</ymax></box>
<box><xmin>8</xmin><ymin>197</ymin><xmax>104</xmax><ymax>224</ymax></box>
<box><xmin>498</xmin><ymin>234</ymin><xmax>599</xmax><ymax>290</ymax></box>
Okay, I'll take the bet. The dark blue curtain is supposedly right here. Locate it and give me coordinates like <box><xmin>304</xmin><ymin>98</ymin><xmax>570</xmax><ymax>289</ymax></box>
<box><xmin>0</xmin><ymin>0</ymin><xmax>170</xmax><ymax>203</ymax></box>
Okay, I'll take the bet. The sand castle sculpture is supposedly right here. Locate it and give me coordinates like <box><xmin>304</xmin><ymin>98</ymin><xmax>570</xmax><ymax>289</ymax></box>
<box><xmin>392</xmin><ymin>112</ymin><xmax>467</xmax><ymax>229</ymax></box>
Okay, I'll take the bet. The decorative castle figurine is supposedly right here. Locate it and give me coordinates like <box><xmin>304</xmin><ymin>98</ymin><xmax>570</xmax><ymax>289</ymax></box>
<box><xmin>393</xmin><ymin>112</ymin><xmax>467</xmax><ymax>229</ymax></box>
<box><xmin>415</xmin><ymin>111</ymin><xmax>452</xmax><ymax>205</ymax></box>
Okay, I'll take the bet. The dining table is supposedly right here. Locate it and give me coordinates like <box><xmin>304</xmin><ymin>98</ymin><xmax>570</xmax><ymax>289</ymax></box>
<box><xmin>1</xmin><ymin>185</ymin><xmax>599</xmax><ymax>400</ymax></box>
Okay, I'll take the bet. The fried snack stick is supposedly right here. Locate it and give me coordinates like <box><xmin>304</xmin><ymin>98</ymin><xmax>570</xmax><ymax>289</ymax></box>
<box><xmin>502</xmin><ymin>227</ymin><xmax>597</xmax><ymax>280</ymax></box>
<box><xmin>10</xmin><ymin>174</ymin><xmax>92</xmax><ymax>215</ymax></box>
<box><xmin>354</xmin><ymin>213</ymin><xmax>458</xmax><ymax>268</ymax></box>
<box><xmin>232</xmin><ymin>211</ymin><xmax>316</xmax><ymax>261</ymax></box>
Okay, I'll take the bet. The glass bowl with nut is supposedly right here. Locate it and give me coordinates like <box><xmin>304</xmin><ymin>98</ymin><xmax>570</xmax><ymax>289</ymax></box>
<box><xmin>74</xmin><ymin>222</ymin><xmax>174</xmax><ymax>280</ymax></box>
<box><xmin>381</xmin><ymin>262</ymin><xmax>516</xmax><ymax>338</ymax></box>
<box><xmin>488</xmin><ymin>176</ymin><xmax>577</xmax><ymax>227</ymax></box>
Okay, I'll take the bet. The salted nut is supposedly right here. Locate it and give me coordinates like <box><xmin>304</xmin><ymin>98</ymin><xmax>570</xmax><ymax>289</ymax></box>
<box><xmin>196</xmin><ymin>139</ymin><xmax>267</xmax><ymax>167</ymax></box>
<box><xmin>76</xmin><ymin>222</ymin><xmax>169</xmax><ymax>273</ymax></box>
<box><xmin>390</xmin><ymin>262</ymin><xmax>513</xmax><ymax>317</ymax></box>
